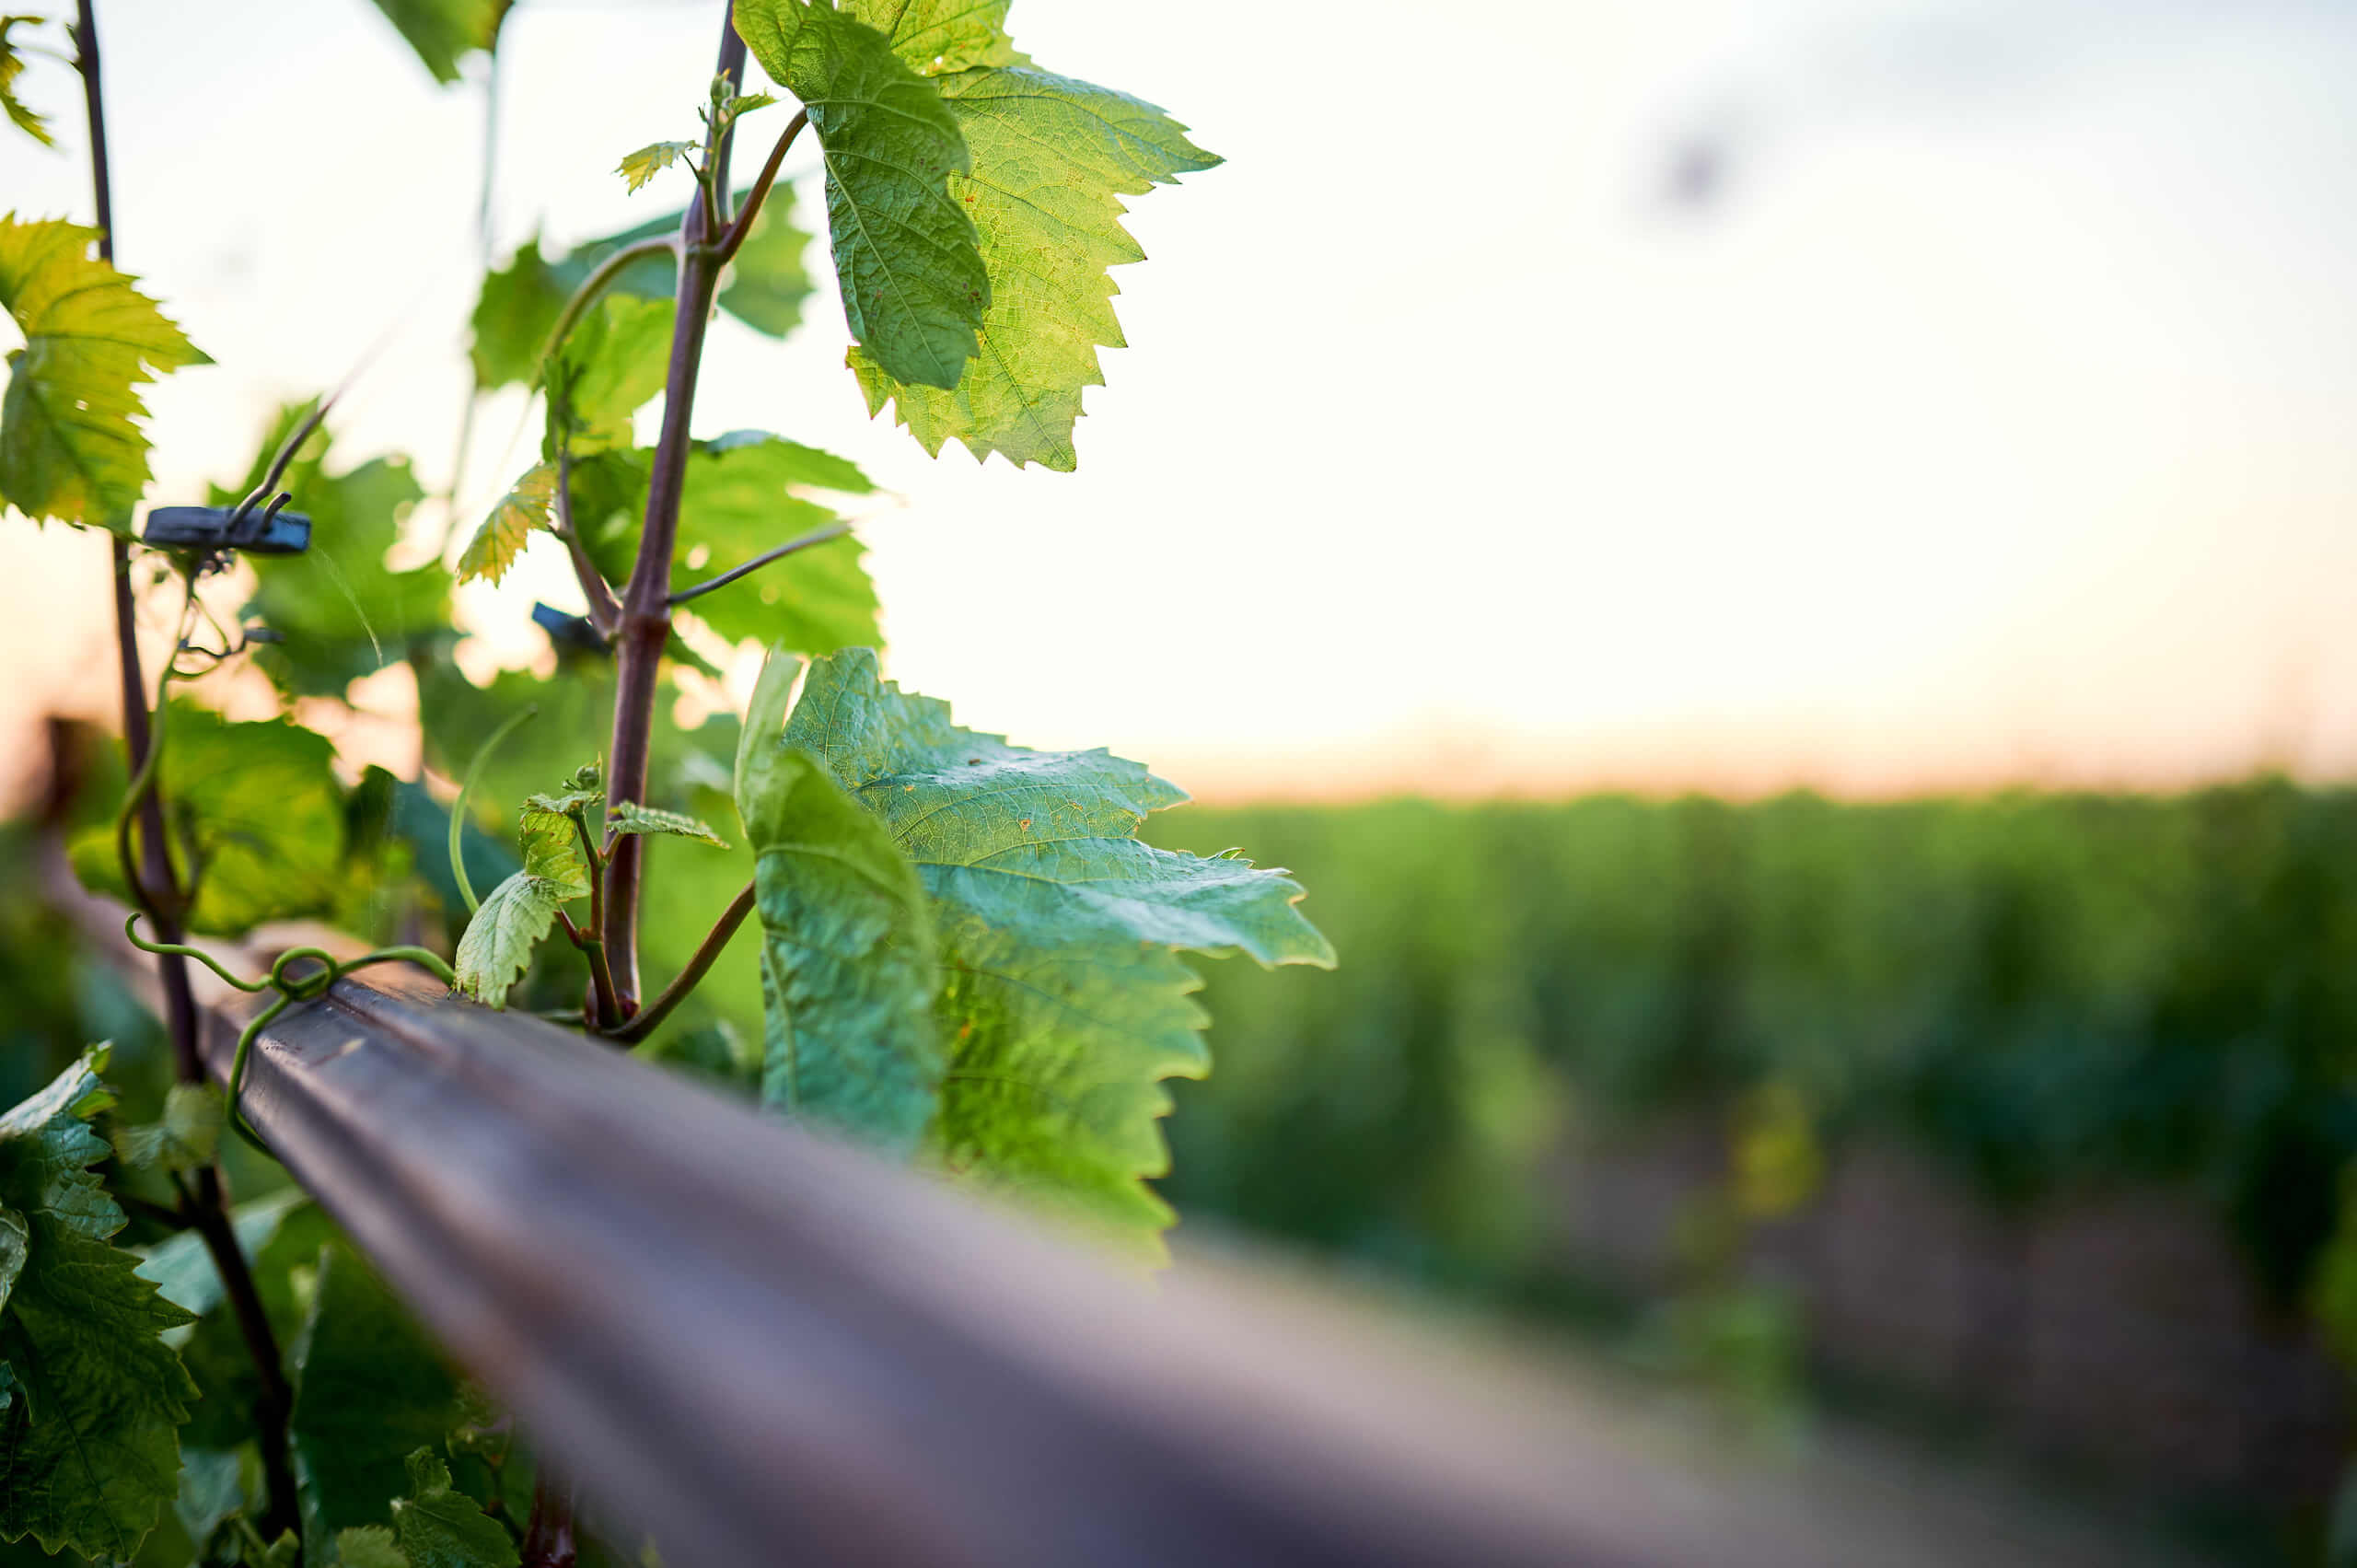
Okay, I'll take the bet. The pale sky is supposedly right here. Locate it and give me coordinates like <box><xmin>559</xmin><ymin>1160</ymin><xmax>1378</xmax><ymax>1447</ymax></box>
<box><xmin>5</xmin><ymin>0</ymin><xmax>2355</xmax><ymax>801</ymax></box>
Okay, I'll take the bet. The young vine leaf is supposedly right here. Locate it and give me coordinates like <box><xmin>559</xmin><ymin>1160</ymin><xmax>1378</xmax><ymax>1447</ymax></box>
<box><xmin>0</xmin><ymin>215</ymin><xmax>207</xmax><ymax>528</ymax></box>
<box><xmin>456</xmin><ymin>462</ymin><xmax>556</xmax><ymax>586</ymax></box>
<box><xmin>286</xmin><ymin>1245</ymin><xmax>467</xmax><ymax>1556</ymax></box>
<box><xmin>0</xmin><ymin>17</ymin><xmax>54</xmax><ymax>146</ymax></box>
<box><xmin>0</xmin><ymin>1048</ymin><xmax>197</xmax><ymax>1562</ymax></box>
<box><xmin>366</xmin><ymin>0</ymin><xmax>512</xmax><ymax>86</ymax></box>
<box><xmin>454</xmin><ymin>873</ymin><xmax>566</xmax><ymax>1005</ymax></box>
<box><xmin>339</xmin><ymin>1524</ymin><xmax>412</xmax><ymax>1568</ymax></box>
<box><xmin>616</xmin><ymin>139</ymin><xmax>697</xmax><ymax>193</ymax></box>
<box><xmin>389</xmin><ymin>1448</ymin><xmax>517</xmax><ymax>1568</ymax></box>
<box><xmin>741</xmin><ymin>650</ymin><xmax>1335</xmax><ymax>1257</ymax></box>
<box><xmin>609</xmin><ymin>800</ymin><xmax>727</xmax><ymax>847</ymax></box>
<box><xmin>735</xmin><ymin>652</ymin><xmax>940</xmax><ymax>1154</ymax></box>
<box><xmin>734</xmin><ymin>0</ymin><xmax>990</xmax><ymax>389</ymax></box>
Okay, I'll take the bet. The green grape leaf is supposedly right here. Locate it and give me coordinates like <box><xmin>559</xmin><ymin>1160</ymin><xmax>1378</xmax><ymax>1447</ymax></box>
<box><xmin>851</xmin><ymin>65</ymin><xmax>1217</xmax><ymax>470</ymax></box>
<box><xmin>390</xmin><ymin>1449</ymin><xmax>516</xmax><ymax>1568</ymax></box>
<box><xmin>0</xmin><ymin>1048</ymin><xmax>197</xmax><ymax>1561</ymax></box>
<box><xmin>847</xmin><ymin>0</ymin><xmax>1023</xmax><ymax>75</ymax></box>
<box><xmin>723</xmin><ymin>90</ymin><xmax>778</xmax><ymax>120</ymax></box>
<box><xmin>616</xmin><ymin>140</ymin><xmax>696</xmax><ymax>194</ymax></box>
<box><xmin>452</xmin><ymin>871</ymin><xmax>567</xmax><ymax>1006</ymax></box>
<box><xmin>0</xmin><ymin>215</ymin><xmax>206</xmax><ymax>527</ymax></box>
<box><xmin>67</xmin><ymin>704</ymin><xmax>350</xmax><ymax>936</ymax></box>
<box><xmin>109</xmin><ymin>1082</ymin><xmax>222</xmax><ymax>1176</ymax></box>
<box><xmin>609</xmin><ymin>801</ymin><xmax>726</xmax><ymax>847</ymax></box>
<box><xmin>365</xmin><ymin>0</ymin><xmax>510</xmax><ymax>85</ymax></box>
<box><xmin>518</xmin><ymin>787</ymin><xmax>595</xmax><ymax>900</ymax></box>
<box><xmin>0</xmin><ymin>17</ymin><xmax>55</xmax><ymax>146</ymax></box>
<box><xmin>735</xmin><ymin>0</ymin><xmax>987</xmax><ymax>389</ymax></box>
<box><xmin>768</xmin><ymin>650</ymin><xmax>1333</xmax><ymax>1256</ymax></box>
<box><xmin>735</xmin><ymin>651</ymin><xmax>940</xmax><ymax>1154</ymax></box>
<box><xmin>214</xmin><ymin>402</ymin><xmax>450</xmax><ymax>698</ymax></box>
<box><xmin>287</xmin><ymin>1245</ymin><xmax>464</xmax><ymax>1558</ymax></box>
<box><xmin>467</xmin><ymin>238</ymin><xmax>570</xmax><ymax>389</ymax></box>
<box><xmin>340</xmin><ymin>1524</ymin><xmax>412</xmax><ymax>1568</ymax></box>
<box><xmin>547</xmin><ymin>296</ymin><xmax>674</xmax><ymax>455</ymax></box>
<box><xmin>457</xmin><ymin>463</ymin><xmax>556</xmax><ymax>586</ymax></box>
<box><xmin>581</xmin><ymin>433</ymin><xmax>881</xmax><ymax>656</ymax></box>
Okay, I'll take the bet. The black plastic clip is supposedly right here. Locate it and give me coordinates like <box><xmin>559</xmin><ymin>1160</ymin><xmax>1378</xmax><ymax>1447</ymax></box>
<box><xmin>532</xmin><ymin>601</ymin><xmax>610</xmax><ymax>656</ymax></box>
<box><xmin>144</xmin><ymin>501</ymin><xmax>313</xmax><ymax>558</ymax></box>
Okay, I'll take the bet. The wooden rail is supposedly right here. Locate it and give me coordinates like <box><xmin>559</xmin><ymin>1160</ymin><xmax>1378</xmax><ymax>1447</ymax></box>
<box><xmin>63</xmin><ymin>874</ymin><xmax>2162</xmax><ymax>1568</ymax></box>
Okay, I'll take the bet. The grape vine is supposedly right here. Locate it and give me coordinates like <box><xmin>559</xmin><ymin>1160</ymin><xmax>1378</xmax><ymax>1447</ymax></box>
<box><xmin>0</xmin><ymin>2</ymin><xmax>1330</xmax><ymax>1563</ymax></box>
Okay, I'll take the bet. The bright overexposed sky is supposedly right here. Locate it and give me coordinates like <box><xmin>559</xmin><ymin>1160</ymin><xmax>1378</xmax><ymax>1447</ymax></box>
<box><xmin>4</xmin><ymin>0</ymin><xmax>2355</xmax><ymax>800</ymax></box>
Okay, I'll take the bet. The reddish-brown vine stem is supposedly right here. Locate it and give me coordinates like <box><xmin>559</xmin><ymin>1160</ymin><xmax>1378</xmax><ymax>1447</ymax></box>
<box><xmin>75</xmin><ymin>0</ymin><xmax>299</xmax><ymax>1544</ymax></box>
<box><xmin>598</xmin><ymin>6</ymin><xmax>749</xmax><ymax>1011</ymax></box>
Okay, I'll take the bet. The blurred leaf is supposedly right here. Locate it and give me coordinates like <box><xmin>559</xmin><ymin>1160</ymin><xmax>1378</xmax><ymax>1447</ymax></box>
<box><xmin>851</xmin><ymin>65</ymin><xmax>1216</xmax><ymax>471</ymax></box>
<box><xmin>468</xmin><ymin>187</ymin><xmax>812</xmax><ymax>389</ymax></box>
<box><xmin>287</xmin><ymin>1244</ymin><xmax>464</xmax><ymax>1557</ymax></box>
<box><xmin>110</xmin><ymin>1082</ymin><xmax>223</xmax><ymax>1177</ymax></box>
<box><xmin>547</xmin><ymin>296</ymin><xmax>673</xmax><ymax>456</ymax></box>
<box><xmin>340</xmin><ymin>1524</ymin><xmax>412</xmax><ymax>1568</ymax></box>
<box><xmin>0</xmin><ymin>17</ymin><xmax>54</xmax><ymax>146</ymax></box>
<box><xmin>0</xmin><ymin>1048</ymin><xmax>197</xmax><ymax>1561</ymax></box>
<box><xmin>0</xmin><ymin>215</ymin><xmax>206</xmax><ymax>528</ymax></box>
<box><xmin>214</xmin><ymin>402</ymin><xmax>450</xmax><ymax>698</ymax></box>
<box><xmin>736</xmin><ymin>0</ymin><xmax>986</xmax><ymax>389</ymax></box>
<box><xmin>582</xmin><ymin>432</ymin><xmax>881</xmax><ymax>656</ymax></box>
<box><xmin>365</xmin><ymin>0</ymin><xmax>510</xmax><ymax>85</ymax></box>
<box><xmin>69</xmin><ymin>704</ymin><xmax>348</xmax><ymax>937</ymax></box>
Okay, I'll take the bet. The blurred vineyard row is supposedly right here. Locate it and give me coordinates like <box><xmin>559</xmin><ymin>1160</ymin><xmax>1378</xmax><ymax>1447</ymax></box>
<box><xmin>1147</xmin><ymin>783</ymin><xmax>2357</xmax><ymax>1362</ymax></box>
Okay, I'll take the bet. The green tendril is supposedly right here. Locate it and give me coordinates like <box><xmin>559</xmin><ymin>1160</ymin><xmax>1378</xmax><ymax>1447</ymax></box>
<box><xmin>127</xmin><ymin>912</ymin><xmax>457</xmax><ymax>1153</ymax></box>
<box><xmin>450</xmin><ymin>704</ymin><xmax>539</xmax><ymax>916</ymax></box>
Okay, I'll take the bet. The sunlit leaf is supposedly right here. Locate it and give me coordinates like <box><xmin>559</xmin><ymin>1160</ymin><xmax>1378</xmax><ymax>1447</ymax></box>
<box><xmin>846</xmin><ymin>0</ymin><xmax>1024</xmax><ymax>75</ymax></box>
<box><xmin>456</xmin><ymin>462</ymin><xmax>555</xmax><ymax>586</ymax></box>
<box><xmin>735</xmin><ymin>0</ymin><xmax>987</xmax><ymax>389</ymax></box>
<box><xmin>852</xmin><ymin>65</ymin><xmax>1217</xmax><ymax>470</ymax></box>
<box><xmin>0</xmin><ymin>17</ymin><xmax>55</xmax><ymax>146</ymax></box>
<box><xmin>0</xmin><ymin>215</ymin><xmax>206</xmax><ymax>528</ymax></box>
<box><xmin>617</xmin><ymin>140</ymin><xmax>696</xmax><ymax>194</ymax></box>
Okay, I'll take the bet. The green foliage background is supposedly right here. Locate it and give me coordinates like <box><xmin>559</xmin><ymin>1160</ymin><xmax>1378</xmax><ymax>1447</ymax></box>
<box><xmin>1145</xmin><ymin>783</ymin><xmax>2357</xmax><ymax>1313</ymax></box>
